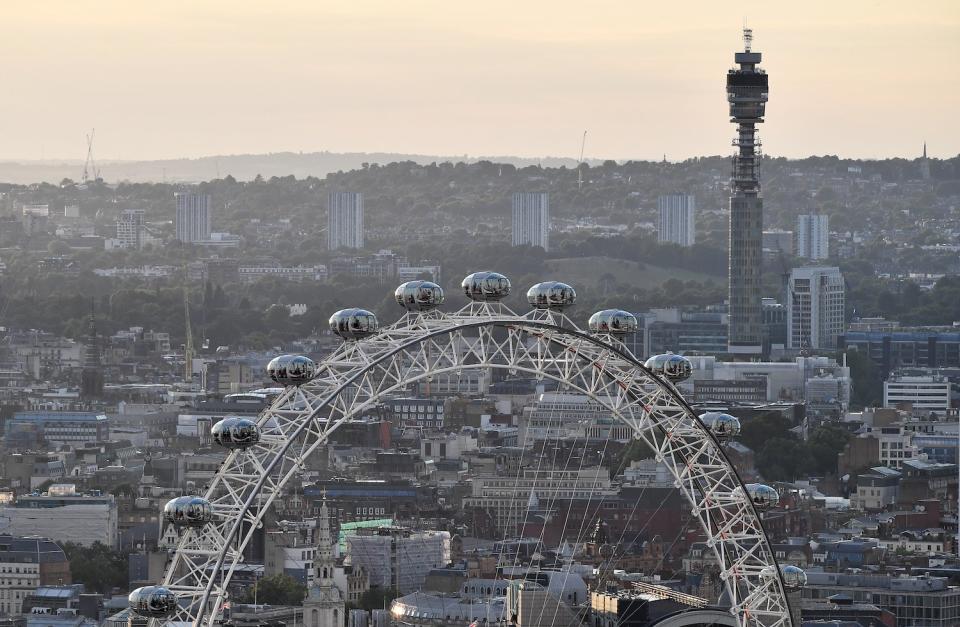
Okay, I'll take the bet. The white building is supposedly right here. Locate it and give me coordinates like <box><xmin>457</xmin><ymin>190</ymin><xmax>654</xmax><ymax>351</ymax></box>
<box><xmin>175</xmin><ymin>192</ymin><xmax>211</xmax><ymax>243</ymax></box>
<box><xmin>796</xmin><ymin>214</ymin><xmax>829</xmax><ymax>260</ymax></box>
<box><xmin>21</xmin><ymin>204</ymin><xmax>49</xmax><ymax>217</ymax></box>
<box><xmin>788</xmin><ymin>266</ymin><xmax>845</xmax><ymax>350</ymax></box>
<box><xmin>345</xmin><ymin>528</ymin><xmax>447</xmax><ymax>594</ymax></box>
<box><xmin>884</xmin><ymin>375</ymin><xmax>952</xmax><ymax>416</ymax></box>
<box><xmin>687</xmin><ymin>355</ymin><xmax>850</xmax><ymax>410</ymax></box>
<box><xmin>328</xmin><ymin>192</ymin><xmax>364</xmax><ymax>250</ymax></box>
<box><xmin>512</xmin><ymin>192</ymin><xmax>550</xmax><ymax>251</ymax></box>
<box><xmin>116</xmin><ymin>209</ymin><xmax>146</xmax><ymax>249</ymax></box>
<box><xmin>657</xmin><ymin>194</ymin><xmax>696</xmax><ymax>247</ymax></box>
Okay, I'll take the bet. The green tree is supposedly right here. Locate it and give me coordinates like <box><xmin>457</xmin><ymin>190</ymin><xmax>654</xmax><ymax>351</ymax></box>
<box><xmin>807</xmin><ymin>424</ymin><xmax>852</xmax><ymax>475</ymax></box>
<box><xmin>238</xmin><ymin>574</ymin><xmax>306</xmax><ymax>606</ymax></box>
<box><xmin>739</xmin><ymin>412</ymin><xmax>793</xmax><ymax>453</ymax></box>
<box><xmin>61</xmin><ymin>542</ymin><xmax>128</xmax><ymax>594</ymax></box>
<box><xmin>846</xmin><ymin>348</ymin><xmax>883</xmax><ymax>409</ymax></box>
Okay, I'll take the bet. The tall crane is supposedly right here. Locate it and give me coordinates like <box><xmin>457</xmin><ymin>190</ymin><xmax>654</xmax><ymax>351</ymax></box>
<box><xmin>81</xmin><ymin>129</ymin><xmax>101</xmax><ymax>184</ymax></box>
<box><xmin>184</xmin><ymin>289</ymin><xmax>194</xmax><ymax>384</ymax></box>
<box><xmin>577</xmin><ymin>131</ymin><xmax>587</xmax><ymax>190</ymax></box>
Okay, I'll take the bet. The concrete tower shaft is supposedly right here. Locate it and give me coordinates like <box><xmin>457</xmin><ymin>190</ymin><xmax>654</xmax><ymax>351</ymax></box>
<box><xmin>727</xmin><ymin>28</ymin><xmax>768</xmax><ymax>355</ymax></box>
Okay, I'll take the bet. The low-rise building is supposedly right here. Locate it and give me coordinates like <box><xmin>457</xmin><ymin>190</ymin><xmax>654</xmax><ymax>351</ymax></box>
<box><xmin>0</xmin><ymin>536</ymin><xmax>71</xmax><ymax>616</ymax></box>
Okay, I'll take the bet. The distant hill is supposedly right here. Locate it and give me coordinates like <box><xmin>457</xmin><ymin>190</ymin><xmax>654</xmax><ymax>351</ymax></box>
<box><xmin>0</xmin><ymin>151</ymin><xmax>592</xmax><ymax>185</ymax></box>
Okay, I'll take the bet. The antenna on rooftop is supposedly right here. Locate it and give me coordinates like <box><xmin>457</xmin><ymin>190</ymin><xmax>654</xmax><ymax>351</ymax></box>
<box><xmin>743</xmin><ymin>24</ymin><xmax>753</xmax><ymax>52</ymax></box>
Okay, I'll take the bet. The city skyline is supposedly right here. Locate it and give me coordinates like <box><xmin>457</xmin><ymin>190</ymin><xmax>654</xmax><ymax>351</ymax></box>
<box><xmin>1</xmin><ymin>1</ymin><xmax>957</xmax><ymax>162</ymax></box>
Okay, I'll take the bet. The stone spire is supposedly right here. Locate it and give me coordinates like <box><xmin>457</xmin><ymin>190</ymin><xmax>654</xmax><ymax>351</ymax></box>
<box><xmin>303</xmin><ymin>492</ymin><xmax>344</xmax><ymax>627</ymax></box>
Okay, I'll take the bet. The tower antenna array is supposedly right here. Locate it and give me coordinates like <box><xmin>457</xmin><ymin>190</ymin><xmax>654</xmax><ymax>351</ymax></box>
<box><xmin>81</xmin><ymin>129</ymin><xmax>101</xmax><ymax>184</ymax></box>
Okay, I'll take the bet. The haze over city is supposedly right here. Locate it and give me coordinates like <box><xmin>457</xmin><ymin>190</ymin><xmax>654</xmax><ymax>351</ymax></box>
<box><xmin>2</xmin><ymin>0</ymin><xmax>958</xmax><ymax>163</ymax></box>
<box><xmin>1</xmin><ymin>4</ymin><xmax>959</xmax><ymax>627</ymax></box>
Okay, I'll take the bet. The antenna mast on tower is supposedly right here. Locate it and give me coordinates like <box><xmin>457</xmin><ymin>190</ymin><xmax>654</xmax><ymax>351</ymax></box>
<box><xmin>82</xmin><ymin>129</ymin><xmax>101</xmax><ymax>184</ymax></box>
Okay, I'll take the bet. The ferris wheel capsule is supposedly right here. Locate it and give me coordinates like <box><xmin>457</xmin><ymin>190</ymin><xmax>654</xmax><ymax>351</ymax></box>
<box><xmin>699</xmin><ymin>412</ymin><xmax>742</xmax><ymax>440</ymax></box>
<box><xmin>163</xmin><ymin>496</ymin><xmax>214</xmax><ymax>528</ymax></box>
<box><xmin>761</xmin><ymin>564</ymin><xmax>807</xmax><ymax>591</ymax></box>
<box><xmin>128</xmin><ymin>586</ymin><xmax>177</xmax><ymax>618</ymax></box>
<box><xmin>211</xmin><ymin>417</ymin><xmax>261</xmax><ymax>450</ymax></box>
<box><xmin>329</xmin><ymin>308</ymin><xmax>379</xmax><ymax>340</ymax></box>
<box><xmin>645</xmin><ymin>353</ymin><xmax>693</xmax><ymax>382</ymax></box>
<box><xmin>394</xmin><ymin>281</ymin><xmax>444</xmax><ymax>311</ymax></box>
<box><xmin>526</xmin><ymin>281</ymin><xmax>576</xmax><ymax>310</ymax></box>
<box><xmin>735</xmin><ymin>483</ymin><xmax>780</xmax><ymax>510</ymax></box>
<box><xmin>266</xmin><ymin>354</ymin><xmax>317</xmax><ymax>385</ymax></box>
<box><xmin>587</xmin><ymin>309</ymin><xmax>638</xmax><ymax>335</ymax></box>
<box><xmin>461</xmin><ymin>271</ymin><xmax>511</xmax><ymax>301</ymax></box>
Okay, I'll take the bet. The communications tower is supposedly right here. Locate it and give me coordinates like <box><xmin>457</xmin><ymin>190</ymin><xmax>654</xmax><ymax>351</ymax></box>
<box><xmin>726</xmin><ymin>27</ymin><xmax>768</xmax><ymax>355</ymax></box>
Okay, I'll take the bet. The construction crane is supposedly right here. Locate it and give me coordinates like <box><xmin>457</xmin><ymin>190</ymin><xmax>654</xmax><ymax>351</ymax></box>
<box><xmin>184</xmin><ymin>289</ymin><xmax>194</xmax><ymax>385</ymax></box>
<box><xmin>81</xmin><ymin>129</ymin><xmax>101</xmax><ymax>184</ymax></box>
<box><xmin>577</xmin><ymin>131</ymin><xmax>587</xmax><ymax>190</ymax></box>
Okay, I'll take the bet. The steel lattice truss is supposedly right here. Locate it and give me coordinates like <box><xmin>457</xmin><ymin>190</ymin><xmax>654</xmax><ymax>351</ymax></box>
<box><xmin>159</xmin><ymin>303</ymin><xmax>793</xmax><ymax>627</ymax></box>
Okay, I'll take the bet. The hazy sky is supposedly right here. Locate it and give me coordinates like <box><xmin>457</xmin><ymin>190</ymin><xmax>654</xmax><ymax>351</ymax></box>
<box><xmin>2</xmin><ymin>1</ymin><xmax>958</xmax><ymax>161</ymax></box>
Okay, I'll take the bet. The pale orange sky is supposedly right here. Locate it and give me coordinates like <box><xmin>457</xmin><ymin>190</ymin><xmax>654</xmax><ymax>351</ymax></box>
<box><xmin>1</xmin><ymin>1</ymin><xmax>957</xmax><ymax>161</ymax></box>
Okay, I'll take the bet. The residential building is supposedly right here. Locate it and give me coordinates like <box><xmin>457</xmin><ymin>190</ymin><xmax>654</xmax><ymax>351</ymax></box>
<box><xmin>787</xmin><ymin>267</ymin><xmax>845</xmax><ymax>350</ymax></box>
<box><xmin>851</xmin><ymin>467</ymin><xmax>900</xmax><ymax>510</ymax></box>
<box><xmin>657</xmin><ymin>194</ymin><xmax>696</xmax><ymax>247</ymax></box>
<box><xmin>344</xmin><ymin>527</ymin><xmax>447</xmax><ymax>594</ymax></box>
<box><xmin>115</xmin><ymin>210</ymin><xmax>145</xmax><ymax>250</ymax></box>
<box><xmin>383</xmin><ymin>397</ymin><xmax>445</xmax><ymax>430</ymax></box>
<box><xmin>511</xmin><ymin>192</ymin><xmax>549</xmax><ymax>251</ymax></box>
<box><xmin>796</xmin><ymin>213</ymin><xmax>829</xmax><ymax>260</ymax></box>
<box><xmin>328</xmin><ymin>192</ymin><xmax>364</xmax><ymax>250</ymax></box>
<box><xmin>0</xmin><ymin>536</ymin><xmax>71</xmax><ymax>616</ymax></box>
<box><xmin>174</xmin><ymin>192</ymin><xmax>211</xmax><ymax>243</ymax></box>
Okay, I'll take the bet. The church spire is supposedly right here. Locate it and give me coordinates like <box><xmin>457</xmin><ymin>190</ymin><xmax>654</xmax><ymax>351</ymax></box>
<box><xmin>313</xmin><ymin>491</ymin><xmax>336</xmax><ymax>584</ymax></box>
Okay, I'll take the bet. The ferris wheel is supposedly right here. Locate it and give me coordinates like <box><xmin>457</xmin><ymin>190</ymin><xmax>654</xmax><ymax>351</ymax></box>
<box><xmin>131</xmin><ymin>272</ymin><xmax>803</xmax><ymax>627</ymax></box>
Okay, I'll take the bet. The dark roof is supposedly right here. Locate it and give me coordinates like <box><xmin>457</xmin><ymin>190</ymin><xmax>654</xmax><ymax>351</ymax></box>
<box><xmin>0</xmin><ymin>535</ymin><xmax>68</xmax><ymax>563</ymax></box>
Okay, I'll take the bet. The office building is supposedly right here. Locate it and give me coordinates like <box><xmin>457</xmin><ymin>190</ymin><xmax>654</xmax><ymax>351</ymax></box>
<box><xmin>787</xmin><ymin>267</ymin><xmax>845</xmax><ymax>350</ymax></box>
<box><xmin>656</xmin><ymin>194</ymin><xmax>695</xmax><ymax>247</ymax></box>
<box><xmin>802</xmin><ymin>572</ymin><xmax>960</xmax><ymax>626</ymax></box>
<box><xmin>883</xmin><ymin>374</ymin><xmax>952</xmax><ymax>415</ymax></box>
<box><xmin>0</xmin><ymin>486</ymin><xmax>118</xmax><ymax>547</ymax></box>
<box><xmin>726</xmin><ymin>28</ymin><xmax>768</xmax><ymax>355</ymax></box>
<box><xmin>116</xmin><ymin>209</ymin><xmax>146</xmax><ymax>250</ymax></box>
<box><xmin>796</xmin><ymin>214</ymin><xmax>829</xmax><ymax>260</ymax></box>
<box><xmin>511</xmin><ymin>192</ymin><xmax>550</xmax><ymax>251</ymax></box>
<box><xmin>5</xmin><ymin>411</ymin><xmax>109</xmax><ymax>449</ymax></box>
<box><xmin>174</xmin><ymin>192</ymin><xmax>211</xmax><ymax>243</ymax></box>
<box><xmin>839</xmin><ymin>329</ymin><xmax>960</xmax><ymax>375</ymax></box>
<box><xmin>344</xmin><ymin>527</ymin><xmax>446</xmax><ymax>594</ymax></box>
<box><xmin>328</xmin><ymin>192</ymin><xmax>364</xmax><ymax>250</ymax></box>
<box><xmin>0</xmin><ymin>536</ymin><xmax>71</xmax><ymax>616</ymax></box>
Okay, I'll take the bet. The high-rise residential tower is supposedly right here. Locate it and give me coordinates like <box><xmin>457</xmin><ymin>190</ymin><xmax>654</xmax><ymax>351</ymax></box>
<box><xmin>175</xmin><ymin>192</ymin><xmax>211</xmax><ymax>243</ymax></box>
<box><xmin>796</xmin><ymin>213</ymin><xmax>829</xmax><ymax>260</ymax></box>
<box><xmin>327</xmin><ymin>192</ymin><xmax>364</xmax><ymax>251</ymax></box>
<box><xmin>787</xmin><ymin>266</ymin><xmax>845</xmax><ymax>350</ymax></box>
<box><xmin>726</xmin><ymin>28</ymin><xmax>768</xmax><ymax>355</ymax></box>
<box><xmin>512</xmin><ymin>192</ymin><xmax>550</xmax><ymax>251</ymax></box>
<box><xmin>116</xmin><ymin>209</ymin><xmax>146</xmax><ymax>250</ymax></box>
<box><xmin>657</xmin><ymin>194</ymin><xmax>696</xmax><ymax>247</ymax></box>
